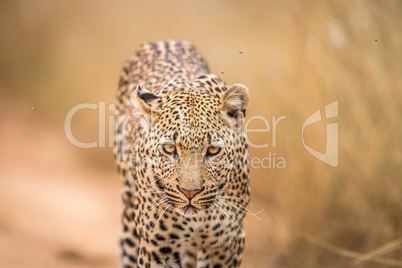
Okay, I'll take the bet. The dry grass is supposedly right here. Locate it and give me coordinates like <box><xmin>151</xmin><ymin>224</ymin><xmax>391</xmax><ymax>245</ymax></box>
<box><xmin>0</xmin><ymin>0</ymin><xmax>401</xmax><ymax>267</ymax></box>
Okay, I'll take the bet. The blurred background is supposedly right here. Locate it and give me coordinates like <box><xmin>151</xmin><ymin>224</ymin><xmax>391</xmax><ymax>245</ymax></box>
<box><xmin>0</xmin><ymin>0</ymin><xmax>401</xmax><ymax>267</ymax></box>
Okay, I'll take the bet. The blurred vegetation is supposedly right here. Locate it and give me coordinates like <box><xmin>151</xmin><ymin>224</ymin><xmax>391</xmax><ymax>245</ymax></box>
<box><xmin>0</xmin><ymin>0</ymin><xmax>401</xmax><ymax>267</ymax></box>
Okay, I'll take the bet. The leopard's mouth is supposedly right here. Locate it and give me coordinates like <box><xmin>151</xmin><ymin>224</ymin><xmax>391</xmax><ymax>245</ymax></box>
<box><xmin>182</xmin><ymin>204</ymin><xmax>198</xmax><ymax>215</ymax></box>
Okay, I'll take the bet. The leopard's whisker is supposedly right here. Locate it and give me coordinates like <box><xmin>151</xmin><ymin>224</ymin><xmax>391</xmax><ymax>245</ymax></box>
<box><xmin>217</xmin><ymin>197</ymin><xmax>261</xmax><ymax>221</ymax></box>
<box><xmin>216</xmin><ymin>200</ymin><xmax>244</xmax><ymax>230</ymax></box>
<box><xmin>216</xmin><ymin>195</ymin><xmax>254</xmax><ymax>207</ymax></box>
<box><xmin>145</xmin><ymin>197</ymin><xmax>168</xmax><ymax>218</ymax></box>
<box><xmin>150</xmin><ymin>204</ymin><xmax>171</xmax><ymax>232</ymax></box>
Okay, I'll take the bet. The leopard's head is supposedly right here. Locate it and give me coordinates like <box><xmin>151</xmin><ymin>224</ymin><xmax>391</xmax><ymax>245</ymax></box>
<box><xmin>132</xmin><ymin>83</ymin><xmax>249</xmax><ymax>215</ymax></box>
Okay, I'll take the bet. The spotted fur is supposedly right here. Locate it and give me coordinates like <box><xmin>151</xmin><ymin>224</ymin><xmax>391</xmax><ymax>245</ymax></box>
<box><xmin>114</xmin><ymin>40</ymin><xmax>250</xmax><ymax>268</ymax></box>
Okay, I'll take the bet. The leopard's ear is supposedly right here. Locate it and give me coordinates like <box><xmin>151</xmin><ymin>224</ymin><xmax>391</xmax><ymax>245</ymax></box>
<box><xmin>131</xmin><ymin>84</ymin><xmax>160</xmax><ymax>114</ymax></box>
<box><xmin>220</xmin><ymin>84</ymin><xmax>249</xmax><ymax>120</ymax></box>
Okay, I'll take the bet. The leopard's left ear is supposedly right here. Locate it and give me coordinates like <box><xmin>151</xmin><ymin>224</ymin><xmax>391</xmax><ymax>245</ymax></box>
<box><xmin>220</xmin><ymin>84</ymin><xmax>249</xmax><ymax>120</ymax></box>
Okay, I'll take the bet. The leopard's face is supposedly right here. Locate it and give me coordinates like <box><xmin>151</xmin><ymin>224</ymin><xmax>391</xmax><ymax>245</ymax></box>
<box><xmin>151</xmin><ymin>93</ymin><xmax>237</xmax><ymax>214</ymax></box>
<box><xmin>135</xmin><ymin>87</ymin><xmax>248</xmax><ymax>216</ymax></box>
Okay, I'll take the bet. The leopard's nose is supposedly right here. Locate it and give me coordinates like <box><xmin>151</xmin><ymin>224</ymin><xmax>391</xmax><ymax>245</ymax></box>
<box><xmin>178</xmin><ymin>186</ymin><xmax>203</xmax><ymax>199</ymax></box>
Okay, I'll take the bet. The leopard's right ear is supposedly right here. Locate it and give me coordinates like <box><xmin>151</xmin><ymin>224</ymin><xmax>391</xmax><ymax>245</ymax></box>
<box><xmin>131</xmin><ymin>84</ymin><xmax>161</xmax><ymax>114</ymax></box>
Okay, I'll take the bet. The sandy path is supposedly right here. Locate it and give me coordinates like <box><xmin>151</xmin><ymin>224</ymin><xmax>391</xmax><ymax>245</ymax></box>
<box><xmin>0</xmin><ymin>102</ymin><xmax>121</xmax><ymax>268</ymax></box>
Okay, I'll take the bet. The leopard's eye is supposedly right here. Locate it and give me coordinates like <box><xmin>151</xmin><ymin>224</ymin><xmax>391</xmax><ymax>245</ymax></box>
<box><xmin>207</xmin><ymin>146</ymin><xmax>221</xmax><ymax>156</ymax></box>
<box><xmin>162</xmin><ymin>144</ymin><xmax>177</xmax><ymax>155</ymax></box>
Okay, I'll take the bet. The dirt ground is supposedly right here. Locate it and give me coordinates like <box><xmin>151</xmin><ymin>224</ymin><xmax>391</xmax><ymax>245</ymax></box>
<box><xmin>0</xmin><ymin>101</ymin><xmax>122</xmax><ymax>268</ymax></box>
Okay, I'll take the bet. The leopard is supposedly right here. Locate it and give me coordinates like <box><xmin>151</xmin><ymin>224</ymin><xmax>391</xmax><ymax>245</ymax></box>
<box><xmin>114</xmin><ymin>40</ymin><xmax>250</xmax><ymax>268</ymax></box>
